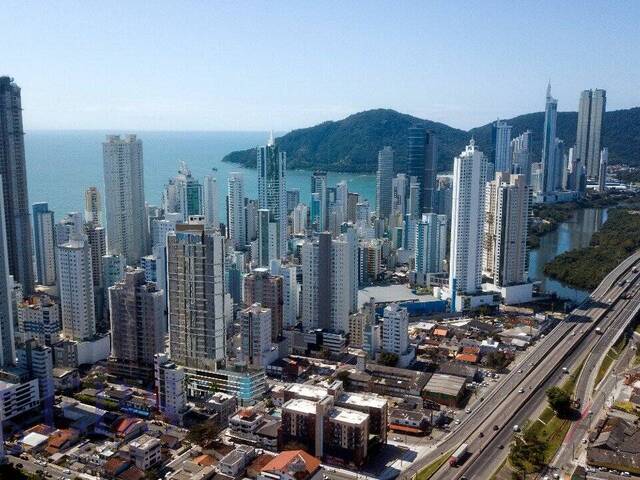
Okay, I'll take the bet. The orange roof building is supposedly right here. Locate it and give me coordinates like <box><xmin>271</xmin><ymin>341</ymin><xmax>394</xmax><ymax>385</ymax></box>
<box><xmin>261</xmin><ymin>450</ymin><xmax>321</xmax><ymax>480</ymax></box>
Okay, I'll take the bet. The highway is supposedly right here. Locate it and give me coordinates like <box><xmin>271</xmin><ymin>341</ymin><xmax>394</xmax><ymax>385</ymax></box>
<box><xmin>399</xmin><ymin>250</ymin><xmax>640</xmax><ymax>480</ymax></box>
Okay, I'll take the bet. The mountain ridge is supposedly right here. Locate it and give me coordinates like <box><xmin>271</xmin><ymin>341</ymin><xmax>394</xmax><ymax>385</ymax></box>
<box><xmin>222</xmin><ymin>107</ymin><xmax>640</xmax><ymax>173</ymax></box>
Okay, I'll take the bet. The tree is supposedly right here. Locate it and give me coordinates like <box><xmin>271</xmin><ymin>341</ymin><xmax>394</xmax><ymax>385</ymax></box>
<box><xmin>486</xmin><ymin>351</ymin><xmax>509</xmax><ymax>371</ymax></box>
<box><xmin>378</xmin><ymin>351</ymin><xmax>399</xmax><ymax>367</ymax></box>
<box><xmin>336</xmin><ymin>369</ymin><xmax>351</xmax><ymax>388</ymax></box>
<box><xmin>546</xmin><ymin>386</ymin><xmax>572</xmax><ymax>417</ymax></box>
<box><xmin>186</xmin><ymin>420</ymin><xmax>223</xmax><ymax>445</ymax></box>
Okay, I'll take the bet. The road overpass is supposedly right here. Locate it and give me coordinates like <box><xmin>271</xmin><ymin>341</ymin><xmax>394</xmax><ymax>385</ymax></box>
<box><xmin>400</xmin><ymin>250</ymin><xmax>640</xmax><ymax>480</ymax></box>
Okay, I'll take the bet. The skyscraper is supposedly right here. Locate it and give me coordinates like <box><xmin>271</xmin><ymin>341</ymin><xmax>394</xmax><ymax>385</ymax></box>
<box><xmin>311</xmin><ymin>171</ymin><xmax>328</xmax><ymax>231</ymax></box>
<box><xmin>576</xmin><ymin>89</ymin><xmax>606</xmax><ymax>180</ymax></box>
<box><xmin>162</xmin><ymin>162</ymin><xmax>203</xmax><ymax>221</ymax></box>
<box><xmin>449</xmin><ymin>140</ymin><xmax>487</xmax><ymax>296</ymax></box>
<box><xmin>598</xmin><ymin>148</ymin><xmax>608</xmax><ymax>192</ymax></box>
<box><xmin>0</xmin><ymin>77</ymin><xmax>34</xmax><ymax>294</ymax></box>
<box><xmin>483</xmin><ymin>173</ymin><xmax>530</xmax><ymax>287</ymax></box>
<box><xmin>257</xmin><ymin>209</ymin><xmax>277</xmax><ymax>267</ymax></box>
<box><xmin>103</xmin><ymin>134</ymin><xmax>147</xmax><ymax>264</ymax></box>
<box><xmin>407</xmin><ymin>127</ymin><xmax>437</xmax><ymax>213</ymax></box>
<box><xmin>541</xmin><ymin>83</ymin><xmax>559</xmax><ymax>195</ymax></box>
<box><xmin>167</xmin><ymin>223</ymin><xmax>226</xmax><ymax>374</ymax></box>
<box><xmin>203</xmin><ymin>175</ymin><xmax>219</xmax><ymax>229</ymax></box>
<box><xmin>57</xmin><ymin>234</ymin><xmax>96</xmax><ymax>341</ymax></box>
<box><xmin>108</xmin><ymin>267</ymin><xmax>164</xmax><ymax>381</ymax></box>
<box><xmin>492</xmin><ymin>119</ymin><xmax>512</xmax><ymax>174</ymax></box>
<box><xmin>511</xmin><ymin>130</ymin><xmax>532</xmax><ymax>184</ymax></box>
<box><xmin>32</xmin><ymin>203</ymin><xmax>57</xmax><ymax>286</ymax></box>
<box><xmin>227</xmin><ymin>172</ymin><xmax>247</xmax><ymax>250</ymax></box>
<box><xmin>375</xmin><ymin>146</ymin><xmax>394</xmax><ymax>219</ymax></box>
<box><xmin>257</xmin><ymin>134</ymin><xmax>287</xmax><ymax>259</ymax></box>
<box><xmin>84</xmin><ymin>187</ymin><xmax>101</xmax><ymax>225</ymax></box>
<box><xmin>0</xmin><ymin>181</ymin><xmax>15</xmax><ymax>367</ymax></box>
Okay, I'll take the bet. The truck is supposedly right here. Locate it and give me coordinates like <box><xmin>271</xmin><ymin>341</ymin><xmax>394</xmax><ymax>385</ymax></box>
<box><xmin>450</xmin><ymin>443</ymin><xmax>468</xmax><ymax>467</ymax></box>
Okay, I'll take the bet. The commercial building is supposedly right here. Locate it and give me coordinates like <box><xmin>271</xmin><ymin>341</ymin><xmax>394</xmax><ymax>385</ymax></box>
<box><xmin>0</xmin><ymin>76</ymin><xmax>35</xmax><ymax>294</ymax></box>
<box><xmin>32</xmin><ymin>202</ymin><xmax>57</xmax><ymax>286</ymax></box>
<box><xmin>422</xmin><ymin>373</ymin><xmax>466</xmax><ymax>407</ymax></box>
<box><xmin>108</xmin><ymin>268</ymin><xmax>165</xmax><ymax>382</ymax></box>
<box><xmin>103</xmin><ymin>134</ymin><xmax>147</xmax><ymax>264</ymax></box>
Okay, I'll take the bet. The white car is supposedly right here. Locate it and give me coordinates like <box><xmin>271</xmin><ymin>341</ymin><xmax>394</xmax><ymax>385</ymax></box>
<box><xmin>465</xmin><ymin>408</ymin><xmax>471</xmax><ymax>413</ymax></box>
<box><xmin>454</xmin><ymin>419</ymin><xmax>461</xmax><ymax>425</ymax></box>
<box><xmin>518</xmin><ymin>388</ymin><xmax>525</xmax><ymax>393</ymax></box>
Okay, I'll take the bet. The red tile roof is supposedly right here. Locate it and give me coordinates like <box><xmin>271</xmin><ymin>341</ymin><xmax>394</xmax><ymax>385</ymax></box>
<box><xmin>261</xmin><ymin>450</ymin><xmax>321</xmax><ymax>479</ymax></box>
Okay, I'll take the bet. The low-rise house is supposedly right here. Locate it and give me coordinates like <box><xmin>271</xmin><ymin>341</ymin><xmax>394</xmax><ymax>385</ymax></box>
<box><xmin>128</xmin><ymin>434</ymin><xmax>162</xmax><ymax>470</ymax></box>
<box><xmin>217</xmin><ymin>445</ymin><xmax>256</xmax><ymax>477</ymax></box>
<box><xmin>422</xmin><ymin>374</ymin><xmax>466</xmax><ymax>407</ymax></box>
<box><xmin>45</xmin><ymin>429</ymin><xmax>80</xmax><ymax>455</ymax></box>
<box><xmin>388</xmin><ymin>409</ymin><xmax>429</xmax><ymax>435</ymax></box>
<box><xmin>587</xmin><ymin>417</ymin><xmax>640</xmax><ymax>473</ymax></box>
<box><xmin>258</xmin><ymin>450</ymin><xmax>321</xmax><ymax>480</ymax></box>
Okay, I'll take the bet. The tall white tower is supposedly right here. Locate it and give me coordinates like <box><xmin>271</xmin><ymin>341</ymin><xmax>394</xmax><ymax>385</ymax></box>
<box><xmin>103</xmin><ymin>134</ymin><xmax>147</xmax><ymax>264</ymax></box>
<box><xmin>449</xmin><ymin>140</ymin><xmax>487</xmax><ymax>297</ymax></box>
<box><xmin>257</xmin><ymin>136</ymin><xmax>287</xmax><ymax>259</ymax></box>
<box><xmin>203</xmin><ymin>175</ymin><xmax>219</xmax><ymax>229</ymax></box>
<box><xmin>57</xmin><ymin>234</ymin><xmax>96</xmax><ymax>341</ymax></box>
<box><xmin>376</xmin><ymin>146</ymin><xmax>394</xmax><ymax>219</ymax></box>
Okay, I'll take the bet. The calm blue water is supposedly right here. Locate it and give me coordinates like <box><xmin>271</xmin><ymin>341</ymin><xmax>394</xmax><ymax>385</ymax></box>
<box><xmin>25</xmin><ymin>130</ymin><xmax>376</xmax><ymax>216</ymax></box>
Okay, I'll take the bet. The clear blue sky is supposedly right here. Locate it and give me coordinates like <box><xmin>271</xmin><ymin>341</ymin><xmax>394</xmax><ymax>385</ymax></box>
<box><xmin>2</xmin><ymin>0</ymin><xmax>638</xmax><ymax>131</ymax></box>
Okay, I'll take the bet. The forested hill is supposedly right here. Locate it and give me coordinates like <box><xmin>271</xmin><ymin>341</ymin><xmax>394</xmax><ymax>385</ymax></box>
<box><xmin>222</xmin><ymin>107</ymin><xmax>640</xmax><ymax>173</ymax></box>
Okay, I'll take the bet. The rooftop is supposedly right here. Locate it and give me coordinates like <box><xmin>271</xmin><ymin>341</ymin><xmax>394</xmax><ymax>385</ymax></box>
<box><xmin>285</xmin><ymin>383</ymin><xmax>329</xmax><ymax>401</ymax></box>
<box><xmin>337</xmin><ymin>392</ymin><xmax>387</xmax><ymax>409</ymax></box>
<box><xmin>357</xmin><ymin>285</ymin><xmax>438</xmax><ymax>308</ymax></box>
<box><xmin>328</xmin><ymin>407</ymin><xmax>369</xmax><ymax>425</ymax></box>
<box><xmin>424</xmin><ymin>374</ymin><xmax>467</xmax><ymax>397</ymax></box>
<box><xmin>283</xmin><ymin>398</ymin><xmax>318</xmax><ymax>415</ymax></box>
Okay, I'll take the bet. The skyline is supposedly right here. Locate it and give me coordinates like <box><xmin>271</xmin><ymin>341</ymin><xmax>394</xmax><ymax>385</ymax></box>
<box><xmin>1</xmin><ymin>1</ymin><xmax>638</xmax><ymax>131</ymax></box>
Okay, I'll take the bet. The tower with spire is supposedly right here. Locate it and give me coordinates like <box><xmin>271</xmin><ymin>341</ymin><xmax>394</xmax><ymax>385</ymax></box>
<box><xmin>541</xmin><ymin>82</ymin><xmax>559</xmax><ymax>197</ymax></box>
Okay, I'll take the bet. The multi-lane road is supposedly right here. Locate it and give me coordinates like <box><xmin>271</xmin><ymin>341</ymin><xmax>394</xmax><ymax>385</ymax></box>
<box><xmin>400</xmin><ymin>250</ymin><xmax>640</xmax><ymax>480</ymax></box>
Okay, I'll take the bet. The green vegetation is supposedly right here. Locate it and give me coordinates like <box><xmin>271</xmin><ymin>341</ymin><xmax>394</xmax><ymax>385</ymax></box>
<box><xmin>223</xmin><ymin>107</ymin><xmax>640</xmax><ymax>173</ymax></box>
<box><xmin>186</xmin><ymin>420</ymin><xmax>223</xmax><ymax>446</ymax></box>
<box><xmin>594</xmin><ymin>334</ymin><xmax>628</xmax><ymax>388</ymax></box>
<box><xmin>73</xmin><ymin>393</ymin><xmax>119</xmax><ymax>411</ymax></box>
<box><xmin>486</xmin><ymin>351</ymin><xmax>510</xmax><ymax>371</ymax></box>
<box><xmin>508</xmin><ymin>363</ymin><xmax>583</xmax><ymax>474</ymax></box>
<box><xmin>0</xmin><ymin>464</ymin><xmax>29</xmax><ymax>480</ymax></box>
<box><xmin>415</xmin><ymin>450</ymin><xmax>453</xmax><ymax>480</ymax></box>
<box><xmin>378</xmin><ymin>351</ymin><xmax>399</xmax><ymax>367</ymax></box>
<box><xmin>544</xmin><ymin>209</ymin><xmax>640</xmax><ymax>290</ymax></box>
<box><xmin>613</xmin><ymin>401</ymin><xmax>638</xmax><ymax>415</ymax></box>
<box><xmin>546</xmin><ymin>386</ymin><xmax>572</xmax><ymax>417</ymax></box>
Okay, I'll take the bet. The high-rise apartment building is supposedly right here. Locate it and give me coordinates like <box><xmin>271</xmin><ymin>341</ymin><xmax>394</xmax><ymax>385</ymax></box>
<box><xmin>244</xmin><ymin>268</ymin><xmax>283</xmax><ymax>341</ymax></box>
<box><xmin>541</xmin><ymin>84</ymin><xmax>559</xmax><ymax>195</ymax></box>
<box><xmin>17</xmin><ymin>294</ymin><xmax>60</xmax><ymax>346</ymax></box>
<box><xmin>492</xmin><ymin>119</ymin><xmax>512</xmax><ymax>174</ymax></box>
<box><xmin>257</xmin><ymin>135</ymin><xmax>287</xmax><ymax>259</ymax></box>
<box><xmin>167</xmin><ymin>223</ymin><xmax>226</xmax><ymax>375</ymax></box>
<box><xmin>414</xmin><ymin>213</ymin><xmax>448</xmax><ymax>276</ymax></box>
<box><xmin>598</xmin><ymin>148</ymin><xmax>608</xmax><ymax>192</ymax></box>
<box><xmin>108</xmin><ymin>267</ymin><xmax>164</xmax><ymax>381</ymax></box>
<box><xmin>0</xmin><ymin>77</ymin><xmax>34</xmax><ymax>294</ymax></box>
<box><xmin>576</xmin><ymin>89</ymin><xmax>606</xmax><ymax>179</ymax></box>
<box><xmin>449</xmin><ymin>140</ymin><xmax>487</xmax><ymax>296</ymax></box>
<box><xmin>103</xmin><ymin>134</ymin><xmax>147</xmax><ymax>264</ymax></box>
<box><xmin>511</xmin><ymin>130</ymin><xmax>533</xmax><ymax>184</ymax></box>
<box><xmin>407</xmin><ymin>127</ymin><xmax>437</xmax><ymax>213</ymax></box>
<box><xmin>162</xmin><ymin>162</ymin><xmax>203</xmax><ymax>221</ymax></box>
<box><xmin>84</xmin><ymin>186</ymin><xmax>101</xmax><ymax>225</ymax></box>
<box><xmin>483</xmin><ymin>173</ymin><xmax>530</xmax><ymax>287</ymax></box>
<box><xmin>57</xmin><ymin>234</ymin><xmax>96</xmax><ymax>341</ymax></box>
<box><xmin>269</xmin><ymin>260</ymin><xmax>298</xmax><ymax>329</ymax></box>
<box><xmin>240</xmin><ymin>303</ymin><xmax>273</xmax><ymax>367</ymax></box>
<box><xmin>32</xmin><ymin>202</ymin><xmax>57</xmax><ymax>286</ymax></box>
<box><xmin>381</xmin><ymin>303</ymin><xmax>409</xmax><ymax>357</ymax></box>
<box><xmin>0</xmin><ymin>182</ymin><xmax>15</xmax><ymax>367</ymax></box>
<box><xmin>302</xmin><ymin>231</ymin><xmax>357</xmax><ymax>333</ymax></box>
<box><xmin>311</xmin><ymin>171</ymin><xmax>328</xmax><ymax>231</ymax></box>
<box><xmin>227</xmin><ymin>172</ymin><xmax>247</xmax><ymax>250</ymax></box>
<box><xmin>203</xmin><ymin>175</ymin><xmax>219</xmax><ymax>229</ymax></box>
<box><xmin>292</xmin><ymin>203</ymin><xmax>309</xmax><ymax>235</ymax></box>
<box><xmin>376</xmin><ymin>147</ymin><xmax>394</xmax><ymax>219</ymax></box>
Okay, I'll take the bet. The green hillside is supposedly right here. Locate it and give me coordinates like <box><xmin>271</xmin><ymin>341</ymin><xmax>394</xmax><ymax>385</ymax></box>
<box><xmin>223</xmin><ymin>107</ymin><xmax>640</xmax><ymax>173</ymax></box>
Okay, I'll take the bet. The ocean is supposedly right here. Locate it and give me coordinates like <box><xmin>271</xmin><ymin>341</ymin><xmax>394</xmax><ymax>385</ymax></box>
<box><xmin>25</xmin><ymin>130</ymin><xmax>376</xmax><ymax>218</ymax></box>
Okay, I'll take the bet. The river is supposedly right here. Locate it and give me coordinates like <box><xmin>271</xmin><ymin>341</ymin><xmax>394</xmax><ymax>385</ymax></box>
<box><xmin>528</xmin><ymin>208</ymin><xmax>608</xmax><ymax>303</ymax></box>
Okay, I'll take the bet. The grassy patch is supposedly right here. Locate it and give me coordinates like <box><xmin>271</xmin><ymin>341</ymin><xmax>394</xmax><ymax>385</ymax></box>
<box><xmin>415</xmin><ymin>450</ymin><xmax>453</xmax><ymax>480</ymax></box>
<box><xmin>594</xmin><ymin>334</ymin><xmax>628</xmax><ymax>388</ymax></box>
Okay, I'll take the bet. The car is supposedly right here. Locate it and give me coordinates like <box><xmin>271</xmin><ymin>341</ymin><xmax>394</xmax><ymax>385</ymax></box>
<box><xmin>454</xmin><ymin>419</ymin><xmax>461</xmax><ymax>425</ymax></box>
<box><xmin>621</xmin><ymin>472</ymin><xmax>631</xmax><ymax>477</ymax></box>
<box><xmin>498</xmin><ymin>445</ymin><xmax>504</xmax><ymax>449</ymax></box>
<box><xmin>582</xmin><ymin>438</ymin><xmax>587</xmax><ymax>444</ymax></box>
<box><xmin>479</xmin><ymin>432</ymin><xmax>484</xmax><ymax>438</ymax></box>
<box><xmin>465</xmin><ymin>408</ymin><xmax>471</xmax><ymax>413</ymax></box>
<box><xmin>493</xmin><ymin>425</ymin><xmax>499</xmax><ymax>431</ymax></box>
<box><xmin>519</xmin><ymin>388</ymin><xmax>525</xmax><ymax>393</ymax></box>
<box><xmin>517</xmin><ymin>369</ymin><xmax>523</xmax><ymax>373</ymax></box>
<box><xmin>63</xmin><ymin>469</ymin><xmax>71</xmax><ymax>474</ymax></box>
